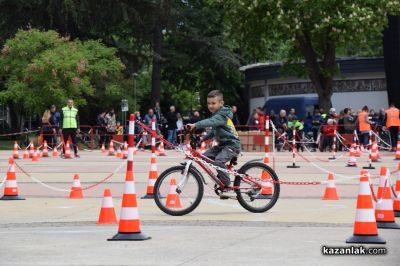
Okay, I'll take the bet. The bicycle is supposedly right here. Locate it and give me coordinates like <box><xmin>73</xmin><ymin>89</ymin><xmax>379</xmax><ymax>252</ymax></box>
<box><xmin>153</xmin><ymin>129</ymin><xmax>280</xmax><ymax>216</ymax></box>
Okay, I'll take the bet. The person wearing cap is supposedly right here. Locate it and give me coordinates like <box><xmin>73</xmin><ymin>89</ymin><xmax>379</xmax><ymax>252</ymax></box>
<box><xmin>59</xmin><ymin>99</ymin><xmax>80</xmax><ymax>158</ymax></box>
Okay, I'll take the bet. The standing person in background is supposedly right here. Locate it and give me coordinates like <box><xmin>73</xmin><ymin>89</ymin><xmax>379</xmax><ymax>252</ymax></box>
<box><xmin>42</xmin><ymin>109</ymin><xmax>55</xmax><ymax>146</ymax></box>
<box><xmin>176</xmin><ymin>113</ymin><xmax>184</xmax><ymax>144</ymax></box>
<box><xmin>342</xmin><ymin>108</ymin><xmax>355</xmax><ymax>134</ymax></box>
<box><xmin>231</xmin><ymin>105</ymin><xmax>240</xmax><ymax>128</ymax></box>
<box><xmin>116</xmin><ymin>121</ymin><xmax>123</xmax><ymax>135</ymax></box>
<box><xmin>154</xmin><ymin>102</ymin><xmax>167</xmax><ymax>136</ymax></box>
<box><xmin>287</xmin><ymin>108</ymin><xmax>296</xmax><ymax>121</ymax></box>
<box><xmin>60</xmin><ymin>99</ymin><xmax>80</xmax><ymax>158</ymax></box>
<box><xmin>256</xmin><ymin>107</ymin><xmax>265</xmax><ymax>131</ymax></box>
<box><xmin>190</xmin><ymin>110</ymin><xmax>203</xmax><ymax>135</ymax></box>
<box><xmin>356</xmin><ymin>106</ymin><xmax>374</xmax><ymax>148</ymax></box>
<box><xmin>50</xmin><ymin>105</ymin><xmax>61</xmax><ymax>145</ymax></box>
<box><xmin>144</xmin><ymin>108</ymin><xmax>156</xmax><ymax>127</ymax></box>
<box><xmin>166</xmin><ymin>105</ymin><xmax>178</xmax><ymax>145</ymax></box>
<box><xmin>105</xmin><ymin>109</ymin><xmax>116</xmax><ymax>146</ymax></box>
<box><xmin>96</xmin><ymin>111</ymin><xmax>107</xmax><ymax>147</ymax></box>
<box><xmin>311</xmin><ymin>110</ymin><xmax>324</xmax><ymax>151</ymax></box>
<box><xmin>383</xmin><ymin>103</ymin><xmax>400</xmax><ymax>151</ymax></box>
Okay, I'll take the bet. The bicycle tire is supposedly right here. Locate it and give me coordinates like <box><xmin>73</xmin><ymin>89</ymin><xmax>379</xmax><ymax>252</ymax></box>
<box><xmin>234</xmin><ymin>162</ymin><xmax>280</xmax><ymax>213</ymax></box>
<box><xmin>154</xmin><ymin>165</ymin><xmax>204</xmax><ymax>216</ymax></box>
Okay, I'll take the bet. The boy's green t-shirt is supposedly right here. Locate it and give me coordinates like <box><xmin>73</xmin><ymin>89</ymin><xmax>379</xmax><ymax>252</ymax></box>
<box><xmin>194</xmin><ymin>106</ymin><xmax>241</xmax><ymax>150</ymax></box>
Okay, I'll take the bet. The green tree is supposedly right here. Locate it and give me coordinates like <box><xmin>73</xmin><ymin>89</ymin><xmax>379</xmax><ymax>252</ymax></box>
<box><xmin>224</xmin><ymin>0</ymin><xmax>400</xmax><ymax>110</ymax></box>
<box><xmin>0</xmin><ymin>29</ymin><xmax>125</xmax><ymax>129</ymax></box>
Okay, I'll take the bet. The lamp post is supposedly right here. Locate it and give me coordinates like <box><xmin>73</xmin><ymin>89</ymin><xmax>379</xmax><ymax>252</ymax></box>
<box><xmin>132</xmin><ymin>73</ymin><xmax>138</xmax><ymax>112</ymax></box>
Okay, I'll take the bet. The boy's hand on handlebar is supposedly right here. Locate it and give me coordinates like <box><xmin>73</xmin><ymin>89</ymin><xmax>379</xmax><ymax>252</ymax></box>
<box><xmin>185</xmin><ymin>124</ymin><xmax>196</xmax><ymax>131</ymax></box>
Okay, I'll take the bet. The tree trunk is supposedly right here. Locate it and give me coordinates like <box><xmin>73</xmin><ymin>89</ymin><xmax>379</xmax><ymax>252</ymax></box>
<box><xmin>151</xmin><ymin>20</ymin><xmax>162</xmax><ymax>107</ymax></box>
<box><xmin>296</xmin><ymin>32</ymin><xmax>335</xmax><ymax>111</ymax></box>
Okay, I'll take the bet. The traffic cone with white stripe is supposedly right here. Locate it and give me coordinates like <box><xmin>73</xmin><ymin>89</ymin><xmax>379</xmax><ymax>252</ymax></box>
<box><xmin>257</xmin><ymin>157</ymin><xmax>273</xmax><ymax>199</ymax></box>
<box><xmin>199</xmin><ymin>141</ymin><xmax>206</xmax><ymax>154</ymax></box>
<box><xmin>29</xmin><ymin>141</ymin><xmax>35</xmax><ymax>158</ymax></box>
<box><xmin>97</xmin><ymin>188</ymin><xmax>117</xmax><ymax>224</ymax></box>
<box><xmin>355</xmin><ymin>145</ymin><xmax>361</xmax><ymax>157</ymax></box>
<box><xmin>32</xmin><ymin>148</ymin><xmax>39</xmax><ymax>162</ymax></box>
<box><xmin>375</xmin><ymin>166</ymin><xmax>400</xmax><ymax>229</ymax></box>
<box><xmin>0</xmin><ymin>158</ymin><xmax>25</xmax><ymax>200</ymax></box>
<box><xmin>122</xmin><ymin>142</ymin><xmax>128</xmax><ymax>159</ymax></box>
<box><xmin>42</xmin><ymin>140</ymin><xmax>49</xmax><ymax>157</ymax></box>
<box><xmin>69</xmin><ymin>174</ymin><xmax>83</xmax><ymax>199</ymax></box>
<box><xmin>108</xmin><ymin>140</ymin><xmax>115</xmax><ymax>156</ymax></box>
<box><xmin>101</xmin><ymin>143</ymin><xmax>106</xmax><ymax>153</ymax></box>
<box><xmin>13</xmin><ymin>141</ymin><xmax>19</xmax><ymax>159</ymax></box>
<box><xmin>157</xmin><ymin>141</ymin><xmax>166</xmax><ymax>156</ymax></box>
<box><xmin>395</xmin><ymin>141</ymin><xmax>400</xmax><ymax>160</ymax></box>
<box><xmin>346</xmin><ymin>171</ymin><xmax>385</xmax><ymax>244</ymax></box>
<box><xmin>370</xmin><ymin>141</ymin><xmax>379</xmax><ymax>162</ymax></box>
<box><xmin>165</xmin><ymin>178</ymin><xmax>182</xmax><ymax>208</ymax></box>
<box><xmin>116</xmin><ymin>145</ymin><xmax>122</xmax><ymax>158</ymax></box>
<box><xmin>23</xmin><ymin>149</ymin><xmax>29</xmax><ymax>159</ymax></box>
<box><xmin>108</xmin><ymin>170</ymin><xmax>150</xmax><ymax>240</ymax></box>
<box><xmin>52</xmin><ymin>145</ymin><xmax>58</xmax><ymax>157</ymax></box>
<box><xmin>322</xmin><ymin>173</ymin><xmax>339</xmax><ymax>200</ymax></box>
<box><xmin>394</xmin><ymin>163</ymin><xmax>400</xmax><ymax>217</ymax></box>
<box><xmin>346</xmin><ymin>144</ymin><xmax>357</xmax><ymax>167</ymax></box>
<box><xmin>64</xmin><ymin>141</ymin><xmax>72</xmax><ymax>159</ymax></box>
<box><xmin>142</xmin><ymin>153</ymin><xmax>158</xmax><ymax>199</ymax></box>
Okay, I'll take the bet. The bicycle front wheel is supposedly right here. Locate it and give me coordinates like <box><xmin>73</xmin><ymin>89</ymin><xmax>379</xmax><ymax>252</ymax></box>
<box><xmin>234</xmin><ymin>162</ymin><xmax>280</xmax><ymax>213</ymax></box>
<box><xmin>154</xmin><ymin>165</ymin><xmax>204</xmax><ymax>216</ymax></box>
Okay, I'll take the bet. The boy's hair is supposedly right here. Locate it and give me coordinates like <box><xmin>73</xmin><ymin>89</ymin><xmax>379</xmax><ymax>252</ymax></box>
<box><xmin>207</xmin><ymin>90</ymin><xmax>223</xmax><ymax>100</ymax></box>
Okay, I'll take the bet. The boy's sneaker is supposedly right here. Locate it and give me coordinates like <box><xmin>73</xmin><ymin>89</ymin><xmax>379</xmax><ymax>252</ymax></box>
<box><xmin>217</xmin><ymin>173</ymin><xmax>231</xmax><ymax>187</ymax></box>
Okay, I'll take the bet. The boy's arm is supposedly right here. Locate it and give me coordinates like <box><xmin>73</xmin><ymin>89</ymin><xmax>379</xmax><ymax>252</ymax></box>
<box><xmin>194</xmin><ymin>114</ymin><xmax>226</xmax><ymax>129</ymax></box>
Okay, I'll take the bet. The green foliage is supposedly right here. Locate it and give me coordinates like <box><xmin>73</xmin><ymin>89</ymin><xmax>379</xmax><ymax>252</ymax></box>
<box><xmin>225</xmin><ymin>0</ymin><xmax>400</xmax><ymax>64</ymax></box>
<box><xmin>0</xmin><ymin>29</ymin><xmax>125</xmax><ymax>115</ymax></box>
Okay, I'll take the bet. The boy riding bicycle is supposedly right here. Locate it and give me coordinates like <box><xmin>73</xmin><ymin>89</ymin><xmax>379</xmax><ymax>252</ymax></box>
<box><xmin>186</xmin><ymin>90</ymin><xmax>241</xmax><ymax>188</ymax></box>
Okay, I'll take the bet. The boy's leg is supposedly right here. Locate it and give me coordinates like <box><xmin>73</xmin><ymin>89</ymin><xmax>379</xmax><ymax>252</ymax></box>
<box><xmin>202</xmin><ymin>146</ymin><xmax>221</xmax><ymax>160</ymax></box>
<box><xmin>214</xmin><ymin>146</ymin><xmax>240</xmax><ymax>187</ymax></box>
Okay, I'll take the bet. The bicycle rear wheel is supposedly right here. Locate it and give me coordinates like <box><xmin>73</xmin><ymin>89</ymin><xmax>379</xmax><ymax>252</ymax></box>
<box><xmin>154</xmin><ymin>165</ymin><xmax>204</xmax><ymax>216</ymax></box>
<box><xmin>234</xmin><ymin>162</ymin><xmax>280</xmax><ymax>213</ymax></box>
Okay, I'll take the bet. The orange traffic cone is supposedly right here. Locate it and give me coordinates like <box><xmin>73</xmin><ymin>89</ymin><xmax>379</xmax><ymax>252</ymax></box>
<box><xmin>64</xmin><ymin>141</ymin><xmax>72</xmax><ymax>159</ymax></box>
<box><xmin>31</xmin><ymin>149</ymin><xmax>39</xmax><ymax>162</ymax></box>
<box><xmin>97</xmin><ymin>188</ymin><xmax>117</xmax><ymax>224</ymax></box>
<box><xmin>0</xmin><ymin>158</ymin><xmax>25</xmax><ymax>200</ymax></box>
<box><xmin>142</xmin><ymin>153</ymin><xmax>158</xmax><ymax>199</ymax></box>
<box><xmin>394</xmin><ymin>163</ymin><xmax>400</xmax><ymax>217</ymax></box>
<box><xmin>346</xmin><ymin>171</ymin><xmax>385</xmax><ymax>244</ymax></box>
<box><xmin>52</xmin><ymin>145</ymin><xmax>58</xmax><ymax>157</ymax></box>
<box><xmin>122</xmin><ymin>142</ymin><xmax>128</xmax><ymax>159</ymax></box>
<box><xmin>257</xmin><ymin>157</ymin><xmax>273</xmax><ymax>199</ymax></box>
<box><xmin>199</xmin><ymin>141</ymin><xmax>206</xmax><ymax>154</ymax></box>
<box><xmin>101</xmin><ymin>143</ymin><xmax>106</xmax><ymax>153</ymax></box>
<box><xmin>13</xmin><ymin>141</ymin><xmax>19</xmax><ymax>159</ymax></box>
<box><xmin>116</xmin><ymin>145</ymin><xmax>122</xmax><ymax>158</ymax></box>
<box><xmin>375</xmin><ymin>166</ymin><xmax>400</xmax><ymax>229</ymax></box>
<box><xmin>29</xmin><ymin>141</ymin><xmax>35</xmax><ymax>158</ymax></box>
<box><xmin>23</xmin><ymin>149</ymin><xmax>29</xmax><ymax>159</ymax></box>
<box><xmin>108</xmin><ymin>170</ymin><xmax>150</xmax><ymax>241</ymax></box>
<box><xmin>395</xmin><ymin>141</ymin><xmax>400</xmax><ymax>160</ymax></box>
<box><xmin>42</xmin><ymin>140</ymin><xmax>49</xmax><ymax>157</ymax></box>
<box><xmin>157</xmin><ymin>142</ymin><xmax>166</xmax><ymax>156</ymax></box>
<box><xmin>165</xmin><ymin>178</ymin><xmax>182</xmax><ymax>208</ymax></box>
<box><xmin>69</xmin><ymin>174</ymin><xmax>83</xmax><ymax>199</ymax></box>
<box><xmin>322</xmin><ymin>173</ymin><xmax>339</xmax><ymax>200</ymax></box>
<box><xmin>108</xmin><ymin>140</ymin><xmax>115</xmax><ymax>156</ymax></box>
<box><xmin>355</xmin><ymin>145</ymin><xmax>361</xmax><ymax>157</ymax></box>
<box><xmin>370</xmin><ymin>141</ymin><xmax>379</xmax><ymax>162</ymax></box>
<box><xmin>346</xmin><ymin>144</ymin><xmax>357</xmax><ymax>167</ymax></box>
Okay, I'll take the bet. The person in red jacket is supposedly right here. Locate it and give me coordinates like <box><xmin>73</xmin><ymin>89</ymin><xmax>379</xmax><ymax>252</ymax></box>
<box><xmin>321</xmin><ymin>119</ymin><xmax>337</xmax><ymax>152</ymax></box>
<box><xmin>256</xmin><ymin>107</ymin><xmax>265</xmax><ymax>131</ymax></box>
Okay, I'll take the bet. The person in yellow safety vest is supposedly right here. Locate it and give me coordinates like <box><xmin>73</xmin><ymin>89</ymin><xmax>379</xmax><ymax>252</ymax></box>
<box><xmin>356</xmin><ymin>105</ymin><xmax>374</xmax><ymax>148</ymax></box>
<box><xmin>59</xmin><ymin>99</ymin><xmax>80</xmax><ymax>158</ymax></box>
<box><xmin>383</xmin><ymin>103</ymin><xmax>400</xmax><ymax>151</ymax></box>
